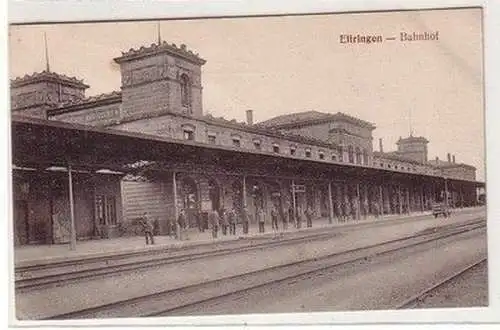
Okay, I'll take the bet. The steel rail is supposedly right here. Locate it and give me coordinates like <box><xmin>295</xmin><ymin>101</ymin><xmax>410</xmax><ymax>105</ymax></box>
<box><xmin>395</xmin><ymin>257</ymin><xmax>487</xmax><ymax>309</ymax></box>
<box><xmin>42</xmin><ymin>219</ymin><xmax>485</xmax><ymax>320</ymax></box>
<box><xmin>18</xmin><ymin>214</ymin><xmax>482</xmax><ymax>291</ymax></box>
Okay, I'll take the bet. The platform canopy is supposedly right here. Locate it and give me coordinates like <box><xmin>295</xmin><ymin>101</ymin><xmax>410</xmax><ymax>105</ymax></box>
<box><xmin>11</xmin><ymin>115</ymin><xmax>485</xmax><ymax>187</ymax></box>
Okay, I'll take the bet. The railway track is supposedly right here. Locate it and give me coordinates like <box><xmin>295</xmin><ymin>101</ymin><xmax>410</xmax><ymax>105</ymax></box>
<box><xmin>17</xmin><ymin>213</ymin><xmax>483</xmax><ymax>291</ymax></box>
<box><xmin>43</xmin><ymin>217</ymin><xmax>485</xmax><ymax>320</ymax></box>
<box><xmin>395</xmin><ymin>257</ymin><xmax>487</xmax><ymax>309</ymax></box>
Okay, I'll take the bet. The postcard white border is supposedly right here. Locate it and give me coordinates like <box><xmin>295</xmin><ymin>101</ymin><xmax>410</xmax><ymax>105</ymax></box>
<box><xmin>3</xmin><ymin>0</ymin><xmax>500</xmax><ymax>329</ymax></box>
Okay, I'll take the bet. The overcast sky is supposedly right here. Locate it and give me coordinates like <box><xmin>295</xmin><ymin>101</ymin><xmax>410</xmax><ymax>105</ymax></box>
<box><xmin>9</xmin><ymin>8</ymin><xmax>484</xmax><ymax>180</ymax></box>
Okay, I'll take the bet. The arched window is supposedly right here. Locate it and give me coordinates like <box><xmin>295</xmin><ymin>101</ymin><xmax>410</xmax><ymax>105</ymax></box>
<box><xmin>180</xmin><ymin>74</ymin><xmax>191</xmax><ymax>110</ymax></box>
<box><xmin>355</xmin><ymin>147</ymin><xmax>362</xmax><ymax>164</ymax></box>
<box><xmin>348</xmin><ymin>146</ymin><xmax>355</xmax><ymax>163</ymax></box>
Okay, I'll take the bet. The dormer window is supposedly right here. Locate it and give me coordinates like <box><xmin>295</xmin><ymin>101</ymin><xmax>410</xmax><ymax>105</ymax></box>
<box><xmin>182</xmin><ymin>124</ymin><xmax>195</xmax><ymax>141</ymax></box>
<box><xmin>207</xmin><ymin>132</ymin><xmax>217</xmax><ymax>145</ymax></box>
<box><xmin>253</xmin><ymin>138</ymin><xmax>262</xmax><ymax>150</ymax></box>
<box><xmin>331</xmin><ymin>154</ymin><xmax>337</xmax><ymax>161</ymax></box>
<box><xmin>319</xmin><ymin>151</ymin><xmax>325</xmax><ymax>160</ymax></box>
<box><xmin>290</xmin><ymin>145</ymin><xmax>297</xmax><ymax>156</ymax></box>
<box><xmin>305</xmin><ymin>148</ymin><xmax>311</xmax><ymax>158</ymax></box>
<box><xmin>273</xmin><ymin>143</ymin><xmax>280</xmax><ymax>153</ymax></box>
<box><xmin>232</xmin><ymin>135</ymin><xmax>241</xmax><ymax>147</ymax></box>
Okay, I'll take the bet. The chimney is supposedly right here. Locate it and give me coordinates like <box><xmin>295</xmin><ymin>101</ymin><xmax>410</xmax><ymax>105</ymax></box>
<box><xmin>452</xmin><ymin>155</ymin><xmax>456</xmax><ymax>163</ymax></box>
<box><xmin>447</xmin><ymin>153</ymin><xmax>451</xmax><ymax>163</ymax></box>
<box><xmin>379</xmin><ymin>138</ymin><xmax>384</xmax><ymax>153</ymax></box>
<box><xmin>246</xmin><ymin>109</ymin><xmax>254</xmax><ymax>126</ymax></box>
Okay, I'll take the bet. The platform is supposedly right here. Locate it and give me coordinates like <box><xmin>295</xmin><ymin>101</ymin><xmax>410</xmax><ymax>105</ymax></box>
<box><xmin>13</xmin><ymin>207</ymin><xmax>483</xmax><ymax>267</ymax></box>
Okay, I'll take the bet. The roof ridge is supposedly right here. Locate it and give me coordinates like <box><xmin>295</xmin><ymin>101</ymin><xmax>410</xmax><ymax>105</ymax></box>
<box><xmin>57</xmin><ymin>90</ymin><xmax>122</xmax><ymax>108</ymax></box>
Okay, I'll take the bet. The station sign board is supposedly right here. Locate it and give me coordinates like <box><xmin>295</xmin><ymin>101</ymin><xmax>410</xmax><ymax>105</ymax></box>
<box><xmin>292</xmin><ymin>185</ymin><xmax>306</xmax><ymax>193</ymax></box>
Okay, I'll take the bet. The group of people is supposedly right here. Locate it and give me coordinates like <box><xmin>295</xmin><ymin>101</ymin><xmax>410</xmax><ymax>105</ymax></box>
<box><xmin>139</xmin><ymin>204</ymin><xmax>319</xmax><ymax>244</ymax></box>
<box><xmin>208</xmin><ymin>204</ymin><xmax>316</xmax><ymax>239</ymax></box>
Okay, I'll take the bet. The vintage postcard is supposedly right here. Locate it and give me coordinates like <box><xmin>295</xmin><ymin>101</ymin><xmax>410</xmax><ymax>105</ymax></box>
<box><xmin>6</xmin><ymin>3</ymin><xmax>493</xmax><ymax>328</ymax></box>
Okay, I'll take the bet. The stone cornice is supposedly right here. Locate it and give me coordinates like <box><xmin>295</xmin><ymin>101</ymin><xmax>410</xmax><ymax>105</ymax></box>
<box><xmin>114</xmin><ymin>42</ymin><xmax>206</xmax><ymax>66</ymax></box>
<box><xmin>11</xmin><ymin>71</ymin><xmax>89</xmax><ymax>89</ymax></box>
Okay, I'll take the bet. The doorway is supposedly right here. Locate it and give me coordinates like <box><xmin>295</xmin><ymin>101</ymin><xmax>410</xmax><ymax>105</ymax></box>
<box><xmin>13</xmin><ymin>200</ymin><xmax>29</xmax><ymax>246</ymax></box>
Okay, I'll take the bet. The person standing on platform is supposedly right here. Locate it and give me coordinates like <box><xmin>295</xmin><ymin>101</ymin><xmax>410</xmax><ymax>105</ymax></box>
<box><xmin>296</xmin><ymin>206</ymin><xmax>302</xmax><ymax>229</ymax></box>
<box><xmin>305</xmin><ymin>206</ymin><xmax>313</xmax><ymax>228</ymax></box>
<box><xmin>257</xmin><ymin>208</ymin><xmax>265</xmax><ymax>233</ymax></box>
<box><xmin>242</xmin><ymin>206</ymin><xmax>250</xmax><ymax>234</ymax></box>
<box><xmin>281</xmin><ymin>204</ymin><xmax>289</xmax><ymax>231</ymax></box>
<box><xmin>271</xmin><ymin>205</ymin><xmax>279</xmax><ymax>232</ymax></box>
<box><xmin>140</xmin><ymin>212</ymin><xmax>155</xmax><ymax>245</ymax></box>
<box><xmin>288</xmin><ymin>205</ymin><xmax>295</xmax><ymax>230</ymax></box>
<box><xmin>220</xmin><ymin>209</ymin><xmax>228</xmax><ymax>235</ymax></box>
<box><xmin>228</xmin><ymin>208</ymin><xmax>237</xmax><ymax>235</ymax></box>
<box><xmin>209</xmin><ymin>209</ymin><xmax>220</xmax><ymax>239</ymax></box>
<box><xmin>177</xmin><ymin>209</ymin><xmax>187</xmax><ymax>239</ymax></box>
<box><xmin>196</xmin><ymin>211</ymin><xmax>204</xmax><ymax>232</ymax></box>
<box><xmin>371</xmin><ymin>201</ymin><xmax>378</xmax><ymax>219</ymax></box>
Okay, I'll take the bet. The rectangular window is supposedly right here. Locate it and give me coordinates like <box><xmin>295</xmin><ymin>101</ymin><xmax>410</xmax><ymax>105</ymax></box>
<box><xmin>331</xmin><ymin>155</ymin><xmax>337</xmax><ymax>161</ymax></box>
<box><xmin>184</xmin><ymin>130</ymin><xmax>194</xmax><ymax>141</ymax></box>
<box><xmin>319</xmin><ymin>152</ymin><xmax>325</xmax><ymax>160</ymax></box>
<box><xmin>233</xmin><ymin>139</ymin><xmax>241</xmax><ymax>147</ymax></box>
<box><xmin>273</xmin><ymin>145</ymin><xmax>280</xmax><ymax>153</ymax></box>
<box><xmin>95</xmin><ymin>195</ymin><xmax>116</xmax><ymax>225</ymax></box>
<box><xmin>254</xmin><ymin>141</ymin><xmax>261</xmax><ymax>150</ymax></box>
<box><xmin>290</xmin><ymin>147</ymin><xmax>296</xmax><ymax>156</ymax></box>
<box><xmin>208</xmin><ymin>135</ymin><xmax>216</xmax><ymax>144</ymax></box>
<box><xmin>105</xmin><ymin>196</ymin><xmax>117</xmax><ymax>225</ymax></box>
<box><xmin>305</xmin><ymin>149</ymin><xmax>311</xmax><ymax>158</ymax></box>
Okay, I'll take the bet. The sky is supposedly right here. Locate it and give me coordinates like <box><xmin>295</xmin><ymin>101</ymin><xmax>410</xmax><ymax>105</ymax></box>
<box><xmin>8</xmin><ymin>8</ymin><xmax>485</xmax><ymax>180</ymax></box>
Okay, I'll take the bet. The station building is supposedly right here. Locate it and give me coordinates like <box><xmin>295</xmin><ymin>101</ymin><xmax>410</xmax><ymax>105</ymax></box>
<box><xmin>10</xmin><ymin>40</ymin><xmax>483</xmax><ymax>246</ymax></box>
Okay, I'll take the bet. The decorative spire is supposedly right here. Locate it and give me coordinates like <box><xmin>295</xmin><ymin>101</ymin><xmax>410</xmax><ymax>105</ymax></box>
<box><xmin>409</xmin><ymin>105</ymin><xmax>414</xmax><ymax>137</ymax></box>
<box><xmin>157</xmin><ymin>21</ymin><xmax>161</xmax><ymax>45</ymax></box>
<box><xmin>44</xmin><ymin>32</ymin><xmax>50</xmax><ymax>72</ymax></box>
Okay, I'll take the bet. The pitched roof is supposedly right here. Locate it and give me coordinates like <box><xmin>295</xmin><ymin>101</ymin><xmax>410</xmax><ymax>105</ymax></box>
<box><xmin>47</xmin><ymin>91</ymin><xmax>122</xmax><ymax>116</ymax></box>
<box><xmin>256</xmin><ymin>110</ymin><xmax>375</xmax><ymax>129</ymax></box>
<box><xmin>373</xmin><ymin>151</ymin><xmax>425</xmax><ymax>165</ymax></box>
<box><xmin>427</xmin><ymin>159</ymin><xmax>476</xmax><ymax>170</ymax></box>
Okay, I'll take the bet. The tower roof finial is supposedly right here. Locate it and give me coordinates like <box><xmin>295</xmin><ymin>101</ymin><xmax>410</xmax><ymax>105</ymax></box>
<box><xmin>409</xmin><ymin>104</ymin><xmax>414</xmax><ymax>137</ymax></box>
<box><xmin>157</xmin><ymin>21</ymin><xmax>161</xmax><ymax>45</ymax></box>
<box><xmin>44</xmin><ymin>32</ymin><xmax>50</xmax><ymax>72</ymax></box>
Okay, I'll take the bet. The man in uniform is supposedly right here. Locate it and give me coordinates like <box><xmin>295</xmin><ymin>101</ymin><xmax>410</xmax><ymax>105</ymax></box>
<box><xmin>288</xmin><ymin>205</ymin><xmax>295</xmax><ymax>230</ymax></box>
<box><xmin>280</xmin><ymin>203</ymin><xmax>289</xmax><ymax>231</ymax></box>
<box><xmin>271</xmin><ymin>205</ymin><xmax>279</xmax><ymax>232</ymax></box>
<box><xmin>242</xmin><ymin>206</ymin><xmax>250</xmax><ymax>234</ymax></box>
<box><xmin>140</xmin><ymin>212</ymin><xmax>155</xmax><ymax>245</ymax></box>
<box><xmin>209</xmin><ymin>209</ymin><xmax>220</xmax><ymax>239</ymax></box>
<box><xmin>228</xmin><ymin>208</ymin><xmax>237</xmax><ymax>235</ymax></box>
<box><xmin>305</xmin><ymin>206</ymin><xmax>313</xmax><ymax>228</ymax></box>
<box><xmin>257</xmin><ymin>208</ymin><xmax>265</xmax><ymax>233</ymax></box>
<box><xmin>296</xmin><ymin>206</ymin><xmax>302</xmax><ymax>229</ymax></box>
<box><xmin>221</xmin><ymin>209</ymin><xmax>228</xmax><ymax>235</ymax></box>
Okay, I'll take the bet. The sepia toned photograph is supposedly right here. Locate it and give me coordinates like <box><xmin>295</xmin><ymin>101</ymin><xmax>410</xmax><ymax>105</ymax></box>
<box><xmin>8</xmin><ymin>6</ymin><xmax>487</xmax><ymax>324</ymax></box>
